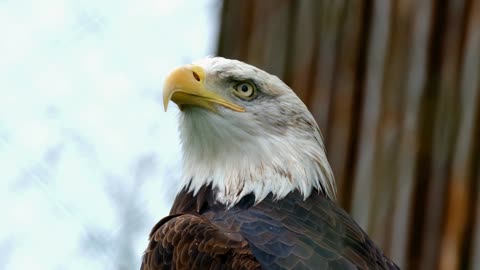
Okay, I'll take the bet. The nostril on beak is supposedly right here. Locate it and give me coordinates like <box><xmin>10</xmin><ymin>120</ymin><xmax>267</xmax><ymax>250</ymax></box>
<box><xmin>192</xmin><ymin>71</ymin><xmax>200</xmax><ymax>82</ymax></box>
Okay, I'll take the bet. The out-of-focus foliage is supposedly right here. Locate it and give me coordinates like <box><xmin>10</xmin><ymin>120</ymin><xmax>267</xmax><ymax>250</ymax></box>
<box><xmin>0</xmin><ymin>1</ymin><xmax>220</xmax><ymax>269</ymax></box>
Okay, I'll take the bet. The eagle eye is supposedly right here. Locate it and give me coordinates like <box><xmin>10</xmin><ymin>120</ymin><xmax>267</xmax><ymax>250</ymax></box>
<box><xmin>233</xmin><ymin>82</ymin><xmax>256</xmax><ymax>99</ymax></box>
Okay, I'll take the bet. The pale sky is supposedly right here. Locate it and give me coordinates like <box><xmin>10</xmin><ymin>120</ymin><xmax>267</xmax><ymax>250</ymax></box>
<box><xmin>0</xmin><ymin>0</ymin><xmax>219</xmax><ymax>269</ymax></box>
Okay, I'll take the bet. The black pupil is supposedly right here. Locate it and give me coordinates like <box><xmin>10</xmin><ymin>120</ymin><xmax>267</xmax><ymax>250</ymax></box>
<box><xmin>241</xmin><ymin>84</ymin><xmax>249</xmax><ymax>92</ymax></box>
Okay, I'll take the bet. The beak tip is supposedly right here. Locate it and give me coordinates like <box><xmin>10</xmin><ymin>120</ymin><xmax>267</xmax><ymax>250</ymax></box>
<box><xmin>163</xmin><ymin>101</ymin><xmax>169</xmax><ymax>112</ymax></box>
<box><xmin>163</xmin><ymin>87</ymin><xmax>174</xmax><ymax>112</ymax></box>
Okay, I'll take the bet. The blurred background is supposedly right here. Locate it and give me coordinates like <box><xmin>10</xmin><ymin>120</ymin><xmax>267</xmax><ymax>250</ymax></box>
<box><xmin>0</xmin><ymin>0</ymin><xmax>219</xmax><ymax>269</ymax></box>
<box><xmin>1</xmin><ymin>0</ymin><xmax>479</xmax><ymax>270</ymax></box>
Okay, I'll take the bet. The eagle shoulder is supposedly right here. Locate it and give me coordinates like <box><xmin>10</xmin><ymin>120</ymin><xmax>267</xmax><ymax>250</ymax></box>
<box><xmin>141</xmin><ymin>213</ymin><xmax>261</xmax><ymax>270</ymax></box>
<box><xmin>238</xmin><ymin>191</ymin><xmax>400</xmax><ymax>269</ymax></box>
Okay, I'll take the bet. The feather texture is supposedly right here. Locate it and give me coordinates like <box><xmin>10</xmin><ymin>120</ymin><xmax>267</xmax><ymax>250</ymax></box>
<box><xmin>141</xmin><ymin>187</ymin><xmax>399</xmax><ymax>270</ymax></box>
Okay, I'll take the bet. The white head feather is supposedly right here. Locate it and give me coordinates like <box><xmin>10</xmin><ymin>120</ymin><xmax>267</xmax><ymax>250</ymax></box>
<box><xmin>174</xmin><ymin>57</ymin><xmax>335</xmax><ymax>207</ymax></box>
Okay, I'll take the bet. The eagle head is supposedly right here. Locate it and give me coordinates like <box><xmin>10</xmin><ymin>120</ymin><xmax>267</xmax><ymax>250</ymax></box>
<box><xmin>163</xmin><ymin>57</ymin><xmax>335</xmax><ymax>207</ymax></box>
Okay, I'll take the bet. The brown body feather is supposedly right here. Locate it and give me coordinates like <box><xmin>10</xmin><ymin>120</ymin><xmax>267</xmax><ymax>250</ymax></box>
<box><xmin>141</xmin><ymin>186</ymin><xmax>399</xmax><ymax>270</ymax></box>
<box><xmin>142</xmin><ymin>214</ymin><xmax>260</xmax><ymax>270</ymax></box>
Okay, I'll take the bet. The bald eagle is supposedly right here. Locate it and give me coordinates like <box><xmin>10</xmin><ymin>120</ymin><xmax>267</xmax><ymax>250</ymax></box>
<box><xmin>141</xmin><ymin>57</ymin><xmax>399</xmax><ymax>269</ymax></box>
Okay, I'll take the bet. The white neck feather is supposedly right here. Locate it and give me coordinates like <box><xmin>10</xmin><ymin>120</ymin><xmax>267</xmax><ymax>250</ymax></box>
<box><xmin>177</xmin><ymin>107</ymin><xmax>336</xmax><ymax>207</ymax></box>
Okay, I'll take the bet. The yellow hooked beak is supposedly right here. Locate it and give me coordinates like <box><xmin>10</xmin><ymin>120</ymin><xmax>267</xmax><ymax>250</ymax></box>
<box><xmin>163</xmin><ymin>65</ymin><xmax>245</xmax><ymax>112</ymax></box>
